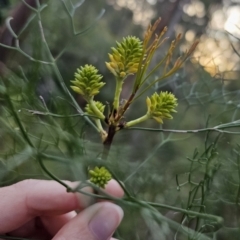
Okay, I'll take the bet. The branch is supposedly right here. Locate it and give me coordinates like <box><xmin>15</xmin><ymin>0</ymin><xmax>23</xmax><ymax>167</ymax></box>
<box><xmin>126</xmin><ymin>121</ymin><xmax>240</xmax><ymax>135</ymax></box>
<box><xmin>0</xmin><ymin>0</ymin><xmax>45</xmax><ymax>62</ymax></box>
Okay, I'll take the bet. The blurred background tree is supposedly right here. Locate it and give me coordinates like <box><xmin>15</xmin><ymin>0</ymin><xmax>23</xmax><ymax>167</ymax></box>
<box><xmin>1</xmin><ymin>0</ymin><xmax>240</xmax><ymax>239</ymax></box>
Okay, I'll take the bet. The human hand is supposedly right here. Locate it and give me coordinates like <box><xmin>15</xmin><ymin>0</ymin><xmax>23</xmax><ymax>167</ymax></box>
<box><xmin>0</xmin><ymin>179</ymin><xmax>124</xmax><ymax>240</ymax></box>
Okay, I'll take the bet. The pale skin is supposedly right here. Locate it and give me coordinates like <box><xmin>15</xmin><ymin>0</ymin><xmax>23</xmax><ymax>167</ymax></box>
<box><xmin>0</xmin><ymin>179</ymin><xmax>124</xmax><ymax>240</ymax></box>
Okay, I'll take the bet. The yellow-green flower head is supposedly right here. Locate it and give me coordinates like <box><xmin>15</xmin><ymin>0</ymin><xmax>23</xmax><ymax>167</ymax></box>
<box><xmin>146</xmin><ymin>91</ymin><xmax>178</xmax><ymax>123</ymax></box>
<box><xmin>85</xmin><ymin>101</ymin><xmax>105</xmax><ymax>116</ymax></box>
<box><xmin>89</xmin><ymin>166</ymin><xmax>112</xmax><ymax>188</ymax></box>
<box><xmin>106</xmin><ymin>36</ymin><xmax>143</xmax><ymax>79</ymax></box>
<box><xmin>71</xmin><ymin>65</ymin><xmax>105</xmax><ymax>98</ymax></box>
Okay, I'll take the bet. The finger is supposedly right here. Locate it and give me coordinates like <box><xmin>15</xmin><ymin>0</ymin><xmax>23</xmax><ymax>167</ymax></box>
<box><xmin>103</xmin><ymin>180</ymin><xmax>124</xmax><ymax>199</ymax></box>
<box><xmin>7</xmin><ymin>212</ymin><xmax>77</xmax><ymax>238</ymax></box>
<box><xmin>0</xmin><ymin>179</ymin><xmax>89</xmax><ymax>234</ymax></box>
<box><xmin>0</xmin><ymin>179</ymin><xmax>124</xmax><ymax>234</ymax></box>
<box><xmin>53</xmin><ymin>202</ymin><xmax>123</xmax><ymax>240</ymax></box>
<box><xmin>8</xmin><ymin>217</ymin><xmax>52</xmax><ymax>239</ymax></box>
<box><xmin>41</xmin><ymin>211</ymin><xmax>77</xmax><ymax>236</ymax></box>
<box><xmin>42</xmin><ymin>180</ymin><xmax>125</xmax><ymax>236</ymax></box>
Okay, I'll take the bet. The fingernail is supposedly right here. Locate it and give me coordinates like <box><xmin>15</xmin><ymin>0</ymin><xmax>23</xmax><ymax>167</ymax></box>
<box><xmin>89</xmin><ymin>203</ymin><xmax>123</xmax><ymax>240</ymax></box>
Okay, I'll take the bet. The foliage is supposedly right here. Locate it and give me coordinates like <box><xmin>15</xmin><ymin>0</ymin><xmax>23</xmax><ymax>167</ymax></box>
<box><xmin>0</xmin><ymin>1</ymin><xmax>240</xmax><ymax>240</ymax></box>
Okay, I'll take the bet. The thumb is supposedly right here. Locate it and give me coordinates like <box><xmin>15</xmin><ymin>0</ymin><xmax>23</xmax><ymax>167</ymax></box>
<box><xmin>53</xmin><ymin>202</ymin><xmax>123</xmax><ymax>240</ymax></box>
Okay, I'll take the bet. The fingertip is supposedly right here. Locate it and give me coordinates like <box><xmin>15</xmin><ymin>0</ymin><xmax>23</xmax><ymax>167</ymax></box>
<box><xmin>104</xmin><ymin>180</ymin><xmax>125</xmax><ymax>198</ymax></box>
<box><xmin>53</xmin><ymin>202</ymin><xmax>123</xmax><ymax>240</ymax></box>
<box><xmin>89</xmin><ymin>202</ymin><xmax>123</xmax><ymax>240</ymax></box>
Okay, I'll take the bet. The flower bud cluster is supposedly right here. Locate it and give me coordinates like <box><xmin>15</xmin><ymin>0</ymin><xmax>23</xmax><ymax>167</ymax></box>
<box><xmin>106</xmin><ymin>36</ymin><xmax>143</xmax><ymax>79</ymax></box>
<box><xmin>71</xmin><ymin>64</ymin><xmax>105</xmax><ymax>98</ymax></box>
<box><xmin>85</xmin><ymin>101</ymin><xmax>105</xmax><ymax>116</ymax></box>
<box><xmin>146</xmin><ymin>92</ymin><xmax>178</xmax><ymax>123</ymax></box>
<box><xmin>89</xmin><ymin>166</ymin><xmax>112</xmax><ymax>188</ymax></box>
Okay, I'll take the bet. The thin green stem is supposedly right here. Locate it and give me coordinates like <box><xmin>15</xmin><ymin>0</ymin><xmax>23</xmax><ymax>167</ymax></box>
<box><xmin>0</xmin><ymin>43</ymin><xmax>53</xmax><ymax>65</ymax></box>
<box><xmin>21</xmin><ymin>0</ymin><xmax>37</xmax><ymax>11</ymax></box>
<box><xmin>61</xmin><ymin>0</ymin><xmax>105</xmax><ymax>36</ymax></box>
<box><xmin>140</xmin><ymin>55</ymin><xmax>168</xmax><ymax>86</ymax></box>
<box><xmin>37</xmin><ymin>154</ymin><xmax>72</xmax><ymax>191</ymax></box>
<box><xmin>95</xmin><ymin>119</ymin><xmax>104</xmax><ymax>132</ymax></box>
<box><xmin>5</xmin><ymin>94</ymin><xmax>34</xmax><ymax>147</ymax></box>
<box><xmin>236</xmin><ymin>153</ymin><xmax>240</xmax><ymax>204</ymax></box>
<box><xmin>107</xmin><ymin>167</ymin><xmax>131</xmax><ymax>198</ymax></box>
<box><xmin>5</xmin><ymin>17</ymin><xmax>18</xmax><ymax>38</ymax></box>
<box><xmin>33</xmin><ymin>4</ymin><xmax>98</xmax><ymax>131</ymax></box>
<box><xmin>0</xmin><ymin>118</ymin><xmax>25</xmax><ymax>144</ymax></box>
<box><xmin>133</xmin><ymin>71</ymin><xmax>177</xmax><ymax>103</ymax></box>
<box><xmin>125</xmin><ymin>125</ymin><xmax>240</xmax><ymax>134</ymax></box>
<box><xmin>113</xmin><ymin>78</ymin><xmax>123</xmax><ymax>110</ymax></box>
<box><xmin>125</xmin><ymin>114</ymin><xmax>149</xmax><ymax>127</ymax></box>
<box><xmin>141</xmin><ymin>200</ymin><xmax>223</xmax><ymax>224</ymax></box>
<box><xmin>73</xmin><ymin>182</ymin><xmax>223</xmax><ymax>224</ymax></box>
<box><xmin>124</xmin><ymin>138</ymin><xmax>169</xmax><ymax>182</ymax></box>
<box><xmin>41</xmin><ymin>153</ymin><xmax>74</xmax><ymax>164</ymax></box>
<box><xmin>94</xmin><ymin>119</ymin><xmax>107</xmax><ymax>140</ymax></box>
<box><xmin>1</xmin><ymin>1</ymin><xmax>102</xmax><ymax>132</ymax></box>
<box><xmin>24</xmin><ymin>109</ymin><xmax>99</xmax><ymax>119</ymax></box>
<box><xmin>88</xmin><ymin>98</ymin><xmax>105</xmax><ymax>120</ymax></box>
<box><xmin>133</xmin><ymin>49</ymin><xmax>146</xmax><ymax>91</ymax></box>
<box><xmin>141</xmin><ymin>208</ymin><xmax>212</xmax><ymax>240</ymax></box>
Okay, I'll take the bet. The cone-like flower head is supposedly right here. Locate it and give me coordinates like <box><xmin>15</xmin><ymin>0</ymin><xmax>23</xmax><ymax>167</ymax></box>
<box><xmin>89</xmin><ymin>166</ymin><xmax>112</xmax><ymax>188</ymax></box>
<box><xmin>85</xmin><ymin>101</ymin><xmax>105</xmax><ymax>116</ymax></box>
<box><xmin>71</xmin><ymin>65</ymin><xmax>105</xmax><ymax>98</ymax></box>
<box><xmin>106</xmin><ymin>36</ymin><xmax>143</xmax><ymax>79</ymax></box>
<box><xmin>146</xmin><ymin>92</ymin><xmax>178</xmax><ymax>123</ymax></box>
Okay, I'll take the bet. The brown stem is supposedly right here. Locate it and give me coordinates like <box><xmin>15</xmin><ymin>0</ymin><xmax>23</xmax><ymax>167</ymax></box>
<box><xmin>102</xmin><ymin>87</ymin><xmax>139</xmax><ymax>159</ymax></box>
<box><xmin>115</xmin><ymin>90</ymin><xmax>137</xmax><ymax>122</ymax></box>
<box><xmin>102</xmin><ymin>125</ymin><xmax>116</xmax><ymax>159</ymax></box>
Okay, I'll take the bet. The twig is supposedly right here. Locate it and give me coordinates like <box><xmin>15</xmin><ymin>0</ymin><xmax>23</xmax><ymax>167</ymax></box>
<box><xmin>4</xmin><ymin>94</ymin><xmax>34</xmax><ymax>147</ymax></box>
<box><xmin>126</xmin><ymin>124</ymin><xmax>240</xmax><ymax>134</ymax></box>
